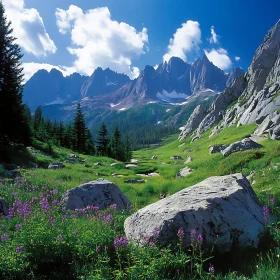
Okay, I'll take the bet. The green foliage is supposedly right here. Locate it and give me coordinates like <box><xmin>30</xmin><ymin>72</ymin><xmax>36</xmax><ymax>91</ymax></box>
<box><xmin>0</xmin><ymin>2</ymin><xmax>31</xmax><ymax>148</ymax></box>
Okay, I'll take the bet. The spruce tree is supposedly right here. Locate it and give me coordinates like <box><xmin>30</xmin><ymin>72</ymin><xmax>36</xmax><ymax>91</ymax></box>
<box><xmin>96</xmin><ymin>123</ymin><xmax>109</xmax><ymax>156</ymax></box>
<box><xmin>0</xmin><ymin>2</ymin><xmax>30</xmax><ymax>147</ymax></box>
<box><xmin>124</xmin><ymin>135</ymin><xmax>132</xmax><ymax>162</ymax></box>
<box><xmin>110</xmin><ymin>126</ymin><xmax>122</xmax><ymax>160</ymax></box>
<box><xmin>73</xmin><ymin>103</ymin><xmax>86</xmax><ymax>153</ymax></box>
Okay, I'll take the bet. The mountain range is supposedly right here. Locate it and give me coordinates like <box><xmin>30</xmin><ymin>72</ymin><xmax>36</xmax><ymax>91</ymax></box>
<box><xmin>23</xmin><ymin>55</ymin><xmax>243</xmax><ymax>111</ymax></box>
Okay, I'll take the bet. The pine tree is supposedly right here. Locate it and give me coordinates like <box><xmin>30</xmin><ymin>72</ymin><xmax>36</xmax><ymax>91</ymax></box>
<box><xmin>110</xmin><ymin>126</ymin><xmax>123</xmax><ymax>160</ymax></box>
<box><xmin>34</xmin><ymin>106</ymin><xmax>43</xmax><ymax>130</ymax></box>
<box><xmin>0</xmin><ymin>2</ymin><xmax>30</xmax><ymax>147</ymax></box>
<box><xmin>96</xmin><ymin>123</ymin><xmax>109</xmax><ymax>156</ymax></box>
<box><xmin>85</xmin><ymin>128</ymin><xmax>95</xmax><ymax>155</ymax></box>
<box><xmin>124</xmin><ymin>135</ymin><xmax>132</xmax><ymax>162</ymax></box>
<box><xmin>73</xmin><ymin>103</ymin><xmax>86</xmax><ymax>153</ymax></box>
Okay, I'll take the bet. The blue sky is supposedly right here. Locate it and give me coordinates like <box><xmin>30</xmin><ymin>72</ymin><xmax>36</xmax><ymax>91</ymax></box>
<box><xmin>3</xmin><ymin>0</ymin><xmax>280</xmax><ymax>81</ymax></box>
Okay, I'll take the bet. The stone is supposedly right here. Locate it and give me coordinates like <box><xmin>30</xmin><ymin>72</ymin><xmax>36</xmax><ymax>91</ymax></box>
<box><xmin>0</xmin><ymin>197</ymin><xmax>8</xmax><ymax>216</ymax></box>
<box><xmin>4</xmin><ymin>170</ymin><xmax>21</xmax><ymax>178</ymax></box>
<box><xmin>191</xmin><ymin>136</ymin><xmax>200</xmax><ymax>142</ymax></box>
<box><xmin>94</xmin><ymin>162</ymin><xmax>102</xmax><ymax>166</ymax></box>
<box><xmin>124</xmin><ymin>179</ymin><xmax>145</xmax><ymax>184</ymax></box>
<box><xmin>220</xmin><ymin>138</ymin><xmax>262</xmax><ymax>157</ymax></box>
<box><xmin>125</xmin><ymin>164</ymin><xmax>138</xmax><ymax>169</ymax></box>
<box><xmin>269</xmin><ymin>83</ymin><xmax>279</xmax><ymax>94</ymax></box>
<box><xmin>48</xmin><ymin>162</ymin><xmax>65</xmax><ymax>169</ymax></box>
<box><xmin>151</xmin><ymin>156</ymin><xmax>157</xmax><ymax>160</ymax></box>
<box><xmin>61</xmin><ymin>178</ymin><xmax>131</xmax><ymax>210</ymax></box>
<box><xmin>209</xmin><ymin>144</ymin><xmax>228</xmax><ymax>154</ymax></box>
<box><xmin>178</xmin><ymin>143</ymin><xmax>185</xmax><ymax>147</ymax></box>
<box><xmin>137</xmin><ymin>172</ymin><xmax>160</xmax><ymax>178</ymax></box>
<box><xmin>185</xmin><ymin>156</ymin><xmax>192</xmax><ymax>164</ymax></box>
<box><xmin>68</xmin><ymin>154</ymin><xmax>79</xmax><ymax>159</ymax></box>
<box><xmin>130</xmin><ymin>159</ymin><xmax>139</xmax><ymax>163</ymax></box>
<box><xmin>111</xmin><ymin>162</ymin><xmax>124</xmax><ymax>167</ymax></box>
<box><xmin>124</xmin><ymin>174</ymin><xmax>269</xmax><ymax>254</ymax></box>
<box><xmin>170</xmin><ymin>156</ymin><xmax>182</xmax><ymax>160</ymax></box>
<box><xmin>176</xmin><ymin>167</ymin><xmax>193</xmax><ymax>178</ymax></box>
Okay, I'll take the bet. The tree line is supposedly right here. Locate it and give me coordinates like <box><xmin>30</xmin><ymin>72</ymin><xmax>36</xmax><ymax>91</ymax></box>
<box><xmin>0</xmin><ymin>1</ymin><xmax>131</xmax><ymax>162</ymax></box>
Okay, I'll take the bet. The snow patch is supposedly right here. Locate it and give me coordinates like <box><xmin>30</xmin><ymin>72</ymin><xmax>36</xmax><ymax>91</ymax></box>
<box><xmin>105</xmin><ymin>76</ymin><xmax>118</xmax><ymax>86</ymax></box>
<box><xmin>156</xmin><ymin>90</ymin><xmax>189</xmax><ymax>101</ymax></box>
<box><xmin>119</xmin><ymin>108</ymin><xmax>126</xmax><ymax>111</ymax></box>
<box><xmin>166</xmin><ymin>109</ymin><xmax>171</xmax><ymax>112</ymax></box>
<box><xmin>110</xmin><ymin>102</ymin><xmax>121</xmax><ymax>108</ymax></box>
<box><xmin>179</xmin><ymin>126</ymin><xmax>185</xmax><ymax>131</ymax></box>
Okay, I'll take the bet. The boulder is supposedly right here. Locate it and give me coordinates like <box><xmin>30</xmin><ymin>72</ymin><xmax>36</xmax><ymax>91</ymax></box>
<box><xmin>124</xmin><ymin>174</ymin><xmax>269</xmax><ymax>253</ymax></box>
<box><xmin>94</xmin><ymin>162</ymin><xmax>102</xmax><ymax>166</ymax></box>
<box><xmin>111</xmin><ymin>162</ymin><xmax>124</xmax><ymax>167</ymax></box>
<box><xmin>185</xmin><ymin>156</ymin><xmax>192</xmax><ymax>164</ymax></box>
<box><xmin>0</xmin><ymin>197</ymin><xmax>8</xmax><ymax>216</ymax></box>
<box><xmin>68</xmin><ymin>154</ymin><xmax>79</xmax><ymax>159</ymax></box>
<box><xmin>170</xmin><ymin>156</ymin><xmax>182</xmax><ymax>160</ymax></box>
<box><xmin>124</xmin><ymin>179</ymin><xmax>145</xmax><ymax>184</ymax></box>
<box><xmin>125</xmin><ymin>164</ymin><xmax>138</xmax><ymax>169</ymax></box>
<box><xmin>220</xmin><ymin>138</ymin><xmax>262</xmax><ymax>157</ymax></box>
<box><xmin>191</xmin><ymin>136</ymin><xmax>200</xmax><ymax>142</ymax></box>
<box><xmin>209</xmin><ymin>144</ymin><xmax>228</xmax><ymax>154</ymax></box>
<box><xmin>64</xmin><ymin>159</ymin><xmax>75</xmax><ymax>164</ymax></box>
<box><xmin>4</xmin><ymin>170</ymin><xmax>21</xmax><ymax>178</ymax></box>
<box><xmin>176</xmin><ymin>167</ymin><xmax>193</xmax><ymax>178</ymax></box>
<box><xmin>61</xmin><ymin>178</ymin><xmax>131</xmax><ymax>210</ymax></box>
<box><xmin>48</xmin><ymin>162</ymin><xmax>64</xmax><ymax>169</ymax></box>
<box><xmin>130</xmin><ymin>159</ymin><xmax>139</xmax><ymax>163</ymax></box>
<box><xmin>151</xmin><ymin>156</ymin><xmax>157</xmax><ymax>160</ymax></box>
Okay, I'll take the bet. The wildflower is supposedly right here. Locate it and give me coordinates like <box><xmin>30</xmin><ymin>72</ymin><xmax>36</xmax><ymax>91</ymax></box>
<box><xmin>148</xmin><ymin>241</ymin><xmax>155</xmax><ymax>247</ymax></box>
<box><xmin>1</xmin><ymin>233</ymin><xmax>8</xmax><ymax>242</ymax></box>
<box><xmin>40</xmin><ymin>197</ymin><xmax>50</xmax><ymax>212</ymax></box>
<box><xmin>16</xmin><ymin>245</ymin><xmax>24</xmax><ymax>253</ymax></box>
<box><xmin>114</xmin><ymin>236</ymin><xmax>128</xmax><ymax>249</ymax></box>
<box><xmin>263</xmin><ymin>205</ymin><xmax>269</xmax><ymax>222</ymax></box>
<box><xmin>269</xmin><ymin>197</ymin><xmax>275</xmax><ymax>205</ymax></box>
<box><xmin>15</xmin><ymin>224</ymin><xmax>21</xmax><ymax>231</ymax></box>
<box><xmin>191</xmin><ymin>229</ymin><xmax>196</xmax><ymax>238</ymax></box>
<box><xmin>48</xmin><ymin>216</ymin><xmax>55</xmax><ymax>225</ymax></box>
<box><xmin>110</xmin><ymin>204</ymin><xmax>117</xmax><ymax>210</ymax></box>
<box><xmin>52</xmin><ymin>199</ymin><xmax>59</xmax><ymax>205</ymax></box>
<box><xmin>153</xmin><ymin>227</ymin><xmax>160</xmax><ymax>239</ymax></box>
<box><xmin>209</xmin><ymin>264</ymin><xmax>215</xmax><ymax>273</ymax></box>
<box><xmin>197</xmin><ymin>234</ymin><xmax>204</xmax><ymax>244</ymax></box>
<box><xmin>17</xmin><ymin>166</ymin><xmax>20</xmax><ymax>169</ymax></box>
<box><xmin>57</xmin><ymin>234</ymin><xmax>63</xmax><ymax>241</ymax></box>
<box><xmin>32</xmin><ymin>196</ymin><xmax>38</xmax><ymax>203</ymax></box>
<box><xmin>61</xmin><ymin>215</ymin><xmax>66</xmax><ymax>222</ymax></box>
<box><xmin>177</xmin><ymin>227</ymin><xmax>184</xmax><ymax>239</ymax></box>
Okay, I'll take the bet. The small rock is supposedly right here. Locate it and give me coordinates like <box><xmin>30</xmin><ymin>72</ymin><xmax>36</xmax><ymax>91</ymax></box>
<box><xmin>130</xmin><ymin>159</ymin><xmax>139</xmax><ymax>163</ymax></box>
<box><xmin>94</xmin><ymin>162</ymin><xmax>102</xmax><ymax>166</ymax></box>
<box><xmin>151</xmin><ymin>156</ymin><xmax>157</xmax><ymax>160</ymax></box>
<box><xmin>0</xmin><ymin>197</ymin><xmax>8</xmax><ymax>216</ymax></box>
<box><xmin>178</xmin><ymin>143</ymin><xmax>185</xmax><ymax>147</ymax></box>
<box><xmin>170</xmin><ymin>156</ymin><xmax>182</xmax><ymax>160</ymax></box>
<box><xmin>48</xmin><ymin>163</ymin><xmax>65</xmax><ymax>169</ymax></box>
<box><xmin>191</xmin><ymin>136</ymin><xmax>200</xmax><ymax>142</ymax></box>
<box><xmin>68</xmin><ymin>154</ymin><xmax>79</xmax><ymax>159</ymax></box>
<box><xmin>209</xmin><ymin>144</ymin><xmax>228</xmax><ymax>154</ymax></box>
<box><xmin>4</xmin><ymin>170</ymin><xmax>21</xmax><ymax>178</ymax></box>
<box><xmin>125</xmin><ymin>164</ymin><xmax>138</xmax><ymax>169</ymax></box>
<box><xmin>185</xmin><ymin>156</ymin><xmax>192</xmax><ymax>164</ymax></box>
<box><xmin>124</xmin><ymin>179</ymin><xmax>145</xmax><ymax>184</ymax></box>
<box><xmin>176</xmin><ymin>167</ymin><xmax>193</xmax><ymax>178</ymax></box>
<box><xmin>64</xmin><ymin>159</ymin><xmax>75</xmax><ymax>164</ymax></box>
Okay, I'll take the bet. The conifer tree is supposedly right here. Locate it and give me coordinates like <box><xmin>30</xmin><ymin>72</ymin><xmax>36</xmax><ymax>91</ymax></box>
<box><xmin>96</xmin><ymin>123</ymin><xmax>109</xmax><ymax>156</ymax></box>
<box><xmin>124</xmin><ymin>135</ymin><xmax>132</xmax><ymax>162</ymax></box>
<box><xmin>85</xmin><ymin>128</ymin><xmax>95</xmax><ymax>155</ymax></box>
<box><xmin>110</xmin><ymin>126</ymin><xmax>123</xmax><ymax>160</ymax></box>
<box><xmin>0</xmin><ymin>2</ymin><xmax>30</xmax><ymax>147</ymax></box>
<box><xmin>73</xmin><ymin>103</ymin><xmax>86</xmax><ymax>152</ymax></box>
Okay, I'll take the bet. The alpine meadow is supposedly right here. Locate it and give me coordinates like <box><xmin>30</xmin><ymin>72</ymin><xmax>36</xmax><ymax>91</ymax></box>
<box><xmin>1</xmin><ymin>0</ymin><xmax>280</xmax><ymax>279</ymax></box>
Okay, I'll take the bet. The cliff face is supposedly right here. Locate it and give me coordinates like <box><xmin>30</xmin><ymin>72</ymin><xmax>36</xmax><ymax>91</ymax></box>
<box><xmin>179</xmin><ymin>19</ymin><xmax>280</xmax><ymax>141</ymax></box>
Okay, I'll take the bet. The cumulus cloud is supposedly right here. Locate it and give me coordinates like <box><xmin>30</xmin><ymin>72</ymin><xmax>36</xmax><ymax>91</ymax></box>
<box><xmin>210</xmin><ymin>26</ymin><xmax>219</xmax><ymax>44</ymax></box>
<box><xmin>163</xmin><ymin>20</ymin><xmax>201</xmax><ymax>63</ymax></box>
<box><xmin>55</xmin><ymin>5</ymin><xmax>148</xmax><ymax>79</ymax></box>
<box><xmin>22</xmin><ymin>62</ymin><xmax>75</xmax><ymax>82</ymax></box>
<box><xmin>235</xmin><ymin>56</ymin><xmax>241</xmax><ymax>61</ymax></box>
<box><xmin>204</xmin><ymin>48</ymin><xmax>232</xmax><ymax>70</ymax></box>
<box><xmin>3</xmin><ymin>0</ymin><xmax>57</xmax><ymax>57</ymax></box>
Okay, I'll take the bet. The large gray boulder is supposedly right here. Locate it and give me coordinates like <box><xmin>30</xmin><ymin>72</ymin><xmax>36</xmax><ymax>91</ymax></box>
<box><xmin>124</xmin><ymin>174</ymin><xmax>268</xmax><ymax>253</ymax></box>
<box><xmin>0</xmin><ymin>197</ymin><xmax>8</xmax><ymax>216</ymax></box>
<box><xmin>61</xmin><ymin>178</ymin><xmax>131</xmax><ymax>210</ymax></box>
<box><xmin>269</xmin><ymin>124</ymin><xmax>280</xmax><ymax>140</ymax></box>
<box><xmin>209</xmin><ymin>144</ymin><xmax>228</xmax><ymax>154</ymax></box>
<box><xmin>220</xmin><ymin>138</ymin><xmax>262</xmax><ymax>157</ymax></box>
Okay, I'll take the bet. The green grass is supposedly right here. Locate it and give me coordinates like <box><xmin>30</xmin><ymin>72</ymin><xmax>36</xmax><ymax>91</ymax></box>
<box><xmin>1</xmin><ymin>123</ymin><xmax>280</xmax><ymax>279</ymax></box>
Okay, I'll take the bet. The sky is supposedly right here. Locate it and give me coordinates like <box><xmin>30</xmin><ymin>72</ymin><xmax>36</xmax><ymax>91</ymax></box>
<box><xmin>2</xmin><ymin>0</ymin><xmax>280</xmax><ymax>81</ymax></box>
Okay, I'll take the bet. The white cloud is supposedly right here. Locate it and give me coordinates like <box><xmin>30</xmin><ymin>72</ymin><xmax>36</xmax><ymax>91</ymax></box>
<box><xmin>55</xmin><ymin>5</ymin><xmax>148</xmax><ymax>79</ymax></box>
<box><xmin>22</xmin><ymin>62</ymin><xmax>75</xmax><ymax>82</ymax></box>
<box><xmin>235</xmin><ymin>56</ymin><xmax>241</xmax><ymax>61</ymax></box>
<box><xmin>210</xmin><ymin>26</ymin><xmax>219</xmax><ymax>44</ymax></box>
<box><xmin>204</xmin><ymin>48</ymin><xmax>232</xmax><ymax>70</ymax></box>
<box><xmin>3</xmin><ymin>0</ymin><xmax>57</xmax><ymax>57</ymax></box>
<box><xmin>163</xmin><ymin>20</ymin><xmax>201</xmax><ymax>63</ymax></box>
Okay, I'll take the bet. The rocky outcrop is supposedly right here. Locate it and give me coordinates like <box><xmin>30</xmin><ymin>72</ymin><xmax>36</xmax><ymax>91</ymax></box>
<box><xmin>176</xmin><ymin>167</ymin><xmax>193</xmax><ymax>178</ymax></box>
<box><xmin>270</xmin><ymin>124</ymin><xmax>280</xmax><ymax>140</ymax></box>
<box><xmin>61</xmin><ymin>178</ymin><xmax>131</xmax><ymax>210</ymax></box>
<box><xmin>124</xmin><ymin>174</ymin><xmax>268</xmax><ymax>253</ymax></box>
<box><xmin>48</xmin><ymin>163</ymin><xmax>65</xmax><ymax>169</ymax></box>
<box><xmin>220</xmin><ymin>138</ymin><xmax>262</xmax><ymax>157</ymax></box>
<box><xmin>0</xmin><ymin>197</ymin><xmax>8</xmax><ymax>216</ymax></box>
<box><xmin>179</xmin><ymin>104</ymin><xmax>207</xmax><ymax>140</ymax></box>
<box><xmin>209</xmin><ymin>144</ymin><xmax>228</xmax><ymax>154</ymax></box>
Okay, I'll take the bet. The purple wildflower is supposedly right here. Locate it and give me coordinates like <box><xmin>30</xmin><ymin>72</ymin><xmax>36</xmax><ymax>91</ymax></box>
<box><xmin>16</xmin><ymin>245</ymin><xmax>24</xmax><ymax>253</ymax></box>
<box><xmin>40</xmin><ymin>197</ymin><xmax>50</xmax><ymax>212</ymax></box>
<box><xmin>177</xmin><ymin>227</ymin><xmax>184</xmax><ymax>239</ymax></box>
<box><xmin>1</xmin><ymin>233</ymin><xmax>8</xmax><ymax>242</ymax></box>
<box><xmin>57</xmin><ymin>234</ymin><xmax>63</xmax><ymax>241</ymax></box>
<box><xmin>191</xmin><ymin>229</ymin><xmax>196</xmax><ymax>238</ymax></box>
<box><xmin>148</xmin><ymin>241</ymin><xmax>155</xmax><ymax>247</ymax></box>
<box><xmin>197</xmin><ymin>234</ymin><xmax>204</xmax><ymax>244</ymax></box>
<box><xmin>114</xmin><ymin>236</ymin><xmax>128</xmax><ymax>249</ymax></box>
<box><xmin>110</xmin><ymin>204</ymin><xmax>117</xmax><ymax>210</ymax></box>
<box><xmin>15</xmin><ymin>224</ymin><xmax>21</xmax><ymax>231</ymax></box>
<box><xmin>263</xmin><ymin>205</ymin><xmax>270</xmax><ymax>222</ymax></box>
<box><xmin>209</xmin><ymin>264</ymin><xmax>215</xmax><ymax>274</ymax></box>
<box><xmin>52</xmin><ymin>199</ymin><xmax>59</xmax><ymax>205</ymax></box>
<box><xmin>153</xmin><ymin>227</ymin><xmax>160</xmax><ymax>239</ymax></box>
<box><xmin>270</xmin><ymin>197</ymin><xmax>275</xmax><ymax>205</ymax></box>
<box><xmin>61</xmin><ymin>215</ymin><xmax>66</xmax><ymax>222</ymax></box>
